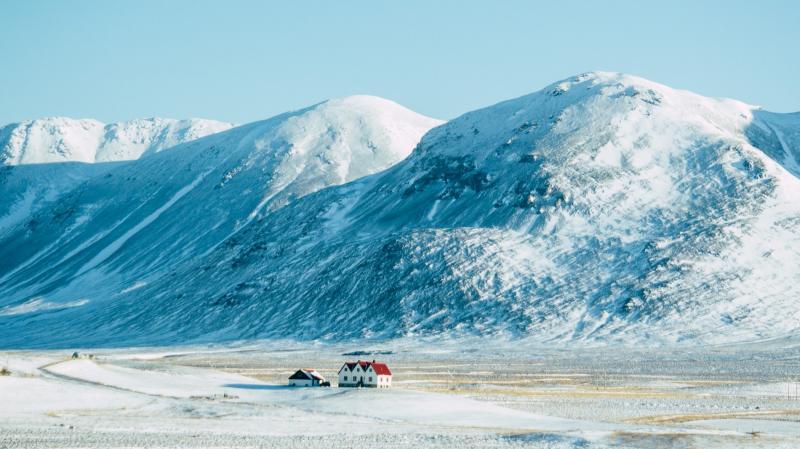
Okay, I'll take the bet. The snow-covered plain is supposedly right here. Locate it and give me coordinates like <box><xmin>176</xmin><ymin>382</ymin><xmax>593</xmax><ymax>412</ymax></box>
<box><xmin>2</xmin><ymin>340</ymin><xmax>799</xmax><ymax>448</ymax></box>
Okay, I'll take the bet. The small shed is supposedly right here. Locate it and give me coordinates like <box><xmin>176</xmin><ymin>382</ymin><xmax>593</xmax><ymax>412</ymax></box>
<box><xmin>288</xmin><ymin>368</ymin><xmax>326</xmax><ymax>387</ymax></box>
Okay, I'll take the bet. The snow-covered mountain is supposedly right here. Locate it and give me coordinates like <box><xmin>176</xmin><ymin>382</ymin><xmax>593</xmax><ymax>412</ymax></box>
<box><xmin>2</xmin><ymin>74</ymin><xmax>799</xmax><ymax>348</ymax></box>
<box><xmin>0</xmin><ymin>117</ymin><xmax>235</xmax><ymax>240</ymax></box>
<box><xmin>0</xmin><ymin>117</ymin><xmax>234</xmax><ymax>165</ymax></box>
<box><xmin>0</xmin><ymin>96</ymin><xmax>442</xmax><ymax>343</ymax></box>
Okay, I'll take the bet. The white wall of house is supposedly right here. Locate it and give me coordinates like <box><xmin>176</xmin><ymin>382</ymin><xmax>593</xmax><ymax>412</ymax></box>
<box><xmin>353</xmin><ymin>365</ymin><xmax>364</xmax><ymax>385</ymax></box>
<box><xmin>338</xmin><ymin>365</ymin><xmax>362</xmax><ymax>386</ymax></box>
<box><xmin>338</xmin><ymin>364</ymin><xmax>366</xmax><ymax>387</ymax></box>
<box><xmin>377</xmin><ymin>374</ymin><xmax>392</xmax><ymax>388</ymax></box>
<box><xmin>363</xmin><ymin>365</ymin><xmax>380</xmax><ymax>387</ymax></box>
<box><xmin>338</xmin><ymin>366</ymin><xmax>354</xmax><ymax>386</ymax></box>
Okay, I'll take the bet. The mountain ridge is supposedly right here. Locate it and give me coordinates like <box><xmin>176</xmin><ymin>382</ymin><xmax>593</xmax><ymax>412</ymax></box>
<box><xmin>1</xmin><ymin>74</ymin><xmax>799</xmax><ymax>348</ymax></box>
<box><xmin>1</xmin><ymin>116</ymin><xmax>235</xmax><ymax>165</ymax></box>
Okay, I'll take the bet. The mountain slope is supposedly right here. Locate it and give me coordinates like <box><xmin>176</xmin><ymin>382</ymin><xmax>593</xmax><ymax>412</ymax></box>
<box><xmin>0</xmin><ymin>96</ymin><xmax>443</xmax><ymax>329</ymax></box>
<box><xmin>2</xmin><ymin>74</ymin><xmax>799</xmax><ymax>348</ymax></box>
<box><xmin>0</xmin><ymin>117</ymin><xmax>235</xmax><ymax>236</ymax></box>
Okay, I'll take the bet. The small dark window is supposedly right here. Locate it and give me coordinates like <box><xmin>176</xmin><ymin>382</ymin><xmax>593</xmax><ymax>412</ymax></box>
<box><xmin>344</xmin><ymin>376</ymin><xmax>348</xmax><ymax>381</ymax></box>
<box><xmin>369</xmin><ymin>377</ymin><xmax>372</xmax><ymax>382</ymax></box>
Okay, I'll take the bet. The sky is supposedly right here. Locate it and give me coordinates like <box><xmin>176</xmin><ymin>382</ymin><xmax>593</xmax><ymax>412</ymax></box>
<box><xmin>1</xmin><ymin>0</ymin><xmax>798</xmax><ymax>125</ymax></box>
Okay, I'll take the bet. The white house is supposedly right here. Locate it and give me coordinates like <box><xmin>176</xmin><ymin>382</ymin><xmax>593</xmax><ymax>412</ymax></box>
<box><xmin>338</xmin><ymin>360</ymin><xmax>392</xmax><ymax>388</ymax></box>
<box><xmin>288</xmin><ymin>368</ymin><xmax>326</xmax><ymax>387</ymax></box>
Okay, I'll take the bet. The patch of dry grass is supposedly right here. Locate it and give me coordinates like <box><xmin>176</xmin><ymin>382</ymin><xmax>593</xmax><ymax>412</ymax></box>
<box><xmin>420</xmin><ymin>384</ymin><xmax>696</xmax><ymax>399</ymax></box>
<box><xmin>625</xmin><ymin>408</ymin><xmax>800</xmax><ymax>424</ymax></box>
<box><xmin>678</xmin><ymin>380</ymin><xmax>748</xmax><ymax>386</ymax></box>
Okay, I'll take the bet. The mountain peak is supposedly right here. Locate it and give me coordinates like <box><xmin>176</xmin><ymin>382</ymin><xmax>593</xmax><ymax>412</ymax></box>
<box><xmin>542</xmin><ymin>71</ymin><xmax>756</xmax><ymax>112</ymax></box>
<box><xmin>322</xmin><ymin>94</ymin><xmax>406</xmax><ymax>108</ymax></box>
<box><xmin>222</xmin><ymin>94</ymin><xmax>443</xmax><ymax>215</ymax></box>
<box><xmin>307</xmin><ymin>95</ymin><xmax>444</xmax><ymax>133</ymax></box>
<box><xmin>412</xmin><ymin>71</ymin><xmax>765</xmax><ymax>172</ymax></box>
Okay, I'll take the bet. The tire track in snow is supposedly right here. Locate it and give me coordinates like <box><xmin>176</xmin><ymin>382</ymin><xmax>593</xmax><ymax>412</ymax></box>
<box><xmin>38</xmin><ymin>359</ymin><xmax>177</xmax><ymax>399</ymax></box>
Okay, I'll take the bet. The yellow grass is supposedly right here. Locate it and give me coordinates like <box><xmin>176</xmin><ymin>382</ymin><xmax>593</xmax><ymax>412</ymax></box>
<box><xmin>626</xmin><ymin>408</ymin><xmax>800</xmax><ymax>424</ymax></box>
<box><xmin>419</xmin><ymin>384</ymin><xmax>696</xmax><ymax>399</ymax></box>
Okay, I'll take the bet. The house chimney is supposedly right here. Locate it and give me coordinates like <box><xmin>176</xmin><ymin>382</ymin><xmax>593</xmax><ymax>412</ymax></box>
<box><xmin>372</xmin><ymin>359</ymin><xmax>376</xmax><ymax>363</ymax></box>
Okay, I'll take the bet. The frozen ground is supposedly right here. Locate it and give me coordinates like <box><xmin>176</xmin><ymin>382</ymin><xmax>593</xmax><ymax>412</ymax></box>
<box><xmin>1</xmin><ymin>339</ymin><xmax>799</xmax><ymax>448</ymax></box>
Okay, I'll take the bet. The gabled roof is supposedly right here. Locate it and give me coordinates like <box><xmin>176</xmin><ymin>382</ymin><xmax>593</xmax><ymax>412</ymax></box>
<box><xmin>338</xmin><ymin>360</ymin><xmax>392</xmax><ymax>376</ymax></box>
<box><xmin>306</xmin><ymin>369</ymin><xmax>325</xmax><ymax>381</ymax></box>
<box><xmin>289</xmin><ymin>369</ymin><xmax>325</xmax><ymax>381</ymax></box>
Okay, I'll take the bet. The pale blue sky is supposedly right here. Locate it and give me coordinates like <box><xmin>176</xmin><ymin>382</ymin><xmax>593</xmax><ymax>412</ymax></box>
<box><xmin>1</xmin><ymin>1</ymin><xmax>798</xmax><ymax>125</ymax></box>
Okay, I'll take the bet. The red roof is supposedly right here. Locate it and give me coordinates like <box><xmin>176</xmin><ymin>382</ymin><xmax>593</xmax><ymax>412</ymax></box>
<box><xmin>371</xmin><ymin>363</ymin><xmax>392</xmax><ymax>375</ymax></box>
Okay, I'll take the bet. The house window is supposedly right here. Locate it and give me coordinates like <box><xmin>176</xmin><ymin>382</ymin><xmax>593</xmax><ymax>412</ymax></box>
<box><xmin>369</xmin><ymin>377</ymin><xmax>372</xmax><ymax>382</ymax></box>
<box><xmin>344</xmin><ymin>376</ymin><xmax>348</xmax><ymax>381</ymax></box>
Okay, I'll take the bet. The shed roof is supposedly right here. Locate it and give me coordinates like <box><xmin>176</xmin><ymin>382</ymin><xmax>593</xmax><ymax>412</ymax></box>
<box><xmin>289</xmin><ymin>369</ymin><xmax>325</xmax><ymax>381</ymax></box>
